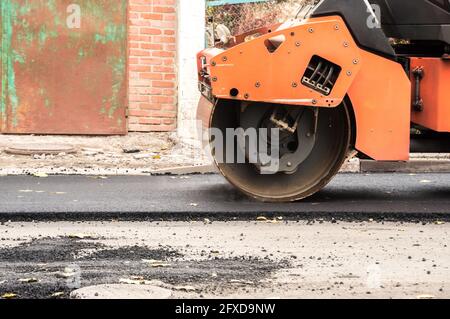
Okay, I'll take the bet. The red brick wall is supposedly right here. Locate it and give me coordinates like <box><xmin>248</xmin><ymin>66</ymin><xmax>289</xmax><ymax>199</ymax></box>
<box><xmin>128</xmin><ymin>0</ymin><xmax>178</xmax><ymax>132</ymax></box>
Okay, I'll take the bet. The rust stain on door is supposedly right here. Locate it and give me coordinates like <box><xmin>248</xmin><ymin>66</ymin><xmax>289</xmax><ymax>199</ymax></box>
<box><xmin>1</xmin><ymin>0</ymin><xmax>128</xmax><ymax>134</ymax></box>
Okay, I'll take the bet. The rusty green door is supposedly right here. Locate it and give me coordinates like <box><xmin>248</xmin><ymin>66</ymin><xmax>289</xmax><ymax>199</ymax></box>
<box><xmin>0</xmin><ymin>0</ymin><xmax>127</xmax><ymax>134</ymax></box>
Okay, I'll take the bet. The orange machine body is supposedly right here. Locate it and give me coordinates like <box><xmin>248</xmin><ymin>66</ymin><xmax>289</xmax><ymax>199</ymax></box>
<box><xmin>410</xmin><ymin>57</ymin><xmax>450</xmax><ymax>133</ymax></box>
<box><xmin>198</xmin><ymin>16</ymin><xmax>411</xmax><ymax>161</ymax></box>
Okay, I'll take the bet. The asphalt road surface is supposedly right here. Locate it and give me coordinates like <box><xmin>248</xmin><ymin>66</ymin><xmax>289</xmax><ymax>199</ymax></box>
<box><xmin>0</xmin><ymin>173</ymin><xmax>449</xmax><ymax>220</ymax></box>
<box><xmin>1</xmin><ymin>173</ymin><xmax>449</xmax><ymax>299</ymax></box>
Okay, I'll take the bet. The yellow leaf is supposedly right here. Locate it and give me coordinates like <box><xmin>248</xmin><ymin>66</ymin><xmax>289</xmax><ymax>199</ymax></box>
<box><xmin>119</xmin><ymin>278</ymin><xmax>151</xmax><ymax>285</ymax></box>
<box><xmin>33</xmin><ymin>173</ymin><xmax>49</xmax><ymax>178</ymax></box>
<box><xmin>141</xmin><ymin>259</ymin><xmax>171</xmax><ymax>268</ymax></box>
<box><xmin>18</xmin><ymin>278</ymin><xmax>38</xmax><ymax>283</ymax></box>
<box><xmin>2</xmin><ymin>293</ymin><xmax>17</xmax><ymax>299</ymax></box>
<box><xmin>68</xmin><ymin>233</ymin><xmax>94</xmax><ymax>239</ymax></box>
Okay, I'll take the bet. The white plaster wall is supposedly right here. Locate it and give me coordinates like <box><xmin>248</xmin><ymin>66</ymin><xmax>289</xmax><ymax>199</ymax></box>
<box><xmin>177</xmin><ymin>0</ymin><xmax>206</xmax><ymax>143</ymax></box>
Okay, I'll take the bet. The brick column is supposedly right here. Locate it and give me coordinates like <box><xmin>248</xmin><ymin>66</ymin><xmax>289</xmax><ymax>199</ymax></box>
<box><xmin>128</xmin><ymin>0</ymin><xmax>178</xmax><ymax>132</ymax></box>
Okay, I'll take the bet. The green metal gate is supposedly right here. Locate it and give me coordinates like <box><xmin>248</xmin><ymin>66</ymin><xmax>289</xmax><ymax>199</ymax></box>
<box><xmin>0</xmin><ymin>0</ymin><xmax>127</xmax><ymax>134</ymax></box>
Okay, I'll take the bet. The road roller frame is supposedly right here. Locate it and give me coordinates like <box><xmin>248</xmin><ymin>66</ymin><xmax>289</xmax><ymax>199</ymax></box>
<box><xmin>197</xmin><ymin>0</ymin><xmax>450</xmax><ymax>201</ymax></box>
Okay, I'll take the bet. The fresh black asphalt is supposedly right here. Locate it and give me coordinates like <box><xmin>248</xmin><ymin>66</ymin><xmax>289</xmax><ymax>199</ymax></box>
<box><xmin>0</xmin><ymin>173</ymin><xmax>449</xmax><ymax>221</ymax></box>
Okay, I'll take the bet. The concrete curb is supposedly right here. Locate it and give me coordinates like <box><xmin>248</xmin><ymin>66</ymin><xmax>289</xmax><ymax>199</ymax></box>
<box><xmin>151</xmin><ymin>164</ymin><xmax>218</xmax><ymax>175</ymax></box>
<box><xmin>1</xmin><ymin>155</ymin><xmax>450</xmax><ymax>176</ymax></box>
<box><xmin>361</xmin><ymin>160</ymin><xmax>450</xmax><ymax>173</ymax></box>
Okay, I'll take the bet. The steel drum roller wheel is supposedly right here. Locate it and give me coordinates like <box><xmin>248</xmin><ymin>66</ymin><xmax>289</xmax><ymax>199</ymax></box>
<box><xmin>210</xmin><ymin>100</ymin><xmax>351</xmax><ymax>202</ymax></box>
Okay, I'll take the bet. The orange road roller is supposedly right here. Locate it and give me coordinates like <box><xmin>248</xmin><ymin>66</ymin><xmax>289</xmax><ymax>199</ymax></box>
<box><xmin>197</xmin><ymin>0</ymin><xmax>450</xmax><ymax>202</ymax></box>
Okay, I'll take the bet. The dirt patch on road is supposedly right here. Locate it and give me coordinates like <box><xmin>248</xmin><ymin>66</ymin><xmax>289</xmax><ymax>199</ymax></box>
<box><xmin>0</xmin><ymin>237</ymin><xmax>104</xmax><ymax>263</ymax></box>
<box><xmin>0</xmin><ymin>237</ymin><xmax>287</xmax><ymax>299</ymax></box>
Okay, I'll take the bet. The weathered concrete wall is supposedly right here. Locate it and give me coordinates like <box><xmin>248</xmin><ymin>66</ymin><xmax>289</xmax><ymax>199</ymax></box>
<box><xmin>177</xmin><ymin>0</ymin><xmax>205</xmax><ymax>142</ymax></box>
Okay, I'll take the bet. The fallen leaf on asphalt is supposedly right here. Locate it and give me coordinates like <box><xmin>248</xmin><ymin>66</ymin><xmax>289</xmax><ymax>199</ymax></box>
<box><xmin>151</xmin><ymin>263</ymin><xmax>171</xmax><ymax>268</ymax></box>
<box><xmin>1</xmin><ymin>293</ymin><xmax>17</xmax><ymax>299</ymax></box>
<box><xmin>50</xmin><ymin>292</ymin><xmax>65</xmax><ymax>298</ymax></box>
<box><xmin>33</xmin><ymin>172</ymin><xmax>48</xmax><ymax>178</ymax></box>
<box><xmin>19</xmin><ymin>190</ymin><xmax>34</xmax><ymax>193</ymax></box>
<box><xmin>230</xmin><ymin>279</ymin><xmax>254</xmax><ymax>285</ymax></box>
<box><xmin>81</xmin><ymin>148</ymin><xmax>104</xmax><ymax>156</ymax></box>
<box><xmin>142</xmin><ymin>259</ymin><xmax>171</xmax><ymax>268</ymax></box>
<box><xmin>142</xmin><ymin>259</ymin><xmax>162</xmax><ymax>263</ymax></box>
<box><xmin>68</xmin><ymin>233</ymin><xmax>95</xmax><ymax>239</ymax></box>
<box><xmin>18</xmin><ymin>278</ymin><xmax>39</xmax><ymax>283</ymax></box>
<box><xmin>89</xmin><ymin>176</ymin><xmax>108</xmax><ymax>180</ymax></box>
<box><xmin>257</xmin><ymin>216</ymin><xmax>268</xmax><ymax>222</ymax></box>
<box><xmin>420</xmin><ymin>180</ymin><xmax>432</xmax><ymax>184</ymax></box>
<box><xmin>119</xmin><ymin>277</ymin><xmax>151</xmax><ymax>285</ymax></box>
<box><xmin>56</xmin><ymin>269</ymin><xmax>77</xmax><ymax>278</ymax></box>
<box><xmin>435</xmin><ymin>221</ymin><xmax>445</xmax><ymax>225</ymax></box>
<box><xmin>173</xmin><ymin>286</ymin><xmax>196</xmax><ymax>292</ymax></box>
<box><xmin>416</xmin><ymin>294</ymin><xmax>435</xmax><ymax>299</ymax></box>
<box><xmin>119</xmin><ymin>278</ymin><xmax>142</xmax><ymax>285</ymax></box>
<box><xmin>54</xmin><ymin>192</ymin><xmax>67</xmax><ymax>195</ymax></box>
<box><xmin>190</xmin><ymin>203</ymin><xmax>199</xmax><ymax>207</ymax></box>
<box><xmin>152</xmin><ymin>155</ymin><xmax>161</xmax><ymax>160</ymax></box>
<box><xmin>122</xmin><ymin>147</ymin><xmax>141</xmax><ymax>154</ymax></box>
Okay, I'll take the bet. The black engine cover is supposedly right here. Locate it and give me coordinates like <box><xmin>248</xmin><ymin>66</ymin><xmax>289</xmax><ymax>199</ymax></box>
<box><xmin>370</xmin><ymin>0</ymin><xmax>450</xmax><ymax>45</ymax></box>
<box><xmin>310</xmin><ymin>0</ymin><xmax>396</xmax><ymax>58</ymax></box>
<box><xmin>309</xmin><ymin>0</ymin><xmax>450</xmax><ymax>57</ymax></box>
